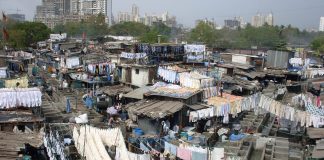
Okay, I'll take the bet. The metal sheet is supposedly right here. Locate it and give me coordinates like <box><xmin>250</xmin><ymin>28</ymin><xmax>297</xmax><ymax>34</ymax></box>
<box><xmin>232</xmin><ymin>55</ymin><xmax>247</xmax><ymax>64</ymax></box>
<box><xmin>266</xmin><ymin>50</ymin><xmax>294</xmax><ymax>68</ymax></box>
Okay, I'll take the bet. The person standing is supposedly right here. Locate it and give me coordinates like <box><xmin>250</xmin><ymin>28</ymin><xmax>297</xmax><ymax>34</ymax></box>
<box><xmin>83</xmin><ymin>91</ymin><xmax>93</xmax><ymax>109</ymax></box>
<box><xmin>220</xmin><ymin>83</ymin><xmax>224</xmax><ymax>97</ymax></box>
<box><xmin>66</xmin><ymin>97</ymin><xmax>71</xmax><ymax>113</ymax></box>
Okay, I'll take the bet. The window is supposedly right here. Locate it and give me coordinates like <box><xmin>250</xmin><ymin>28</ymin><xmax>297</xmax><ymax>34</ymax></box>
<box><xmin>136</xmin><ymin>69</ymin><xmax>139</xmax><ymax>74</ymax></box>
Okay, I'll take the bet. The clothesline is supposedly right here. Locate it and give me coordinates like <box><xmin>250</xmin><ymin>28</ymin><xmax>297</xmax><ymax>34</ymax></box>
<box><xmin>189</xmin><ymin>93</ymin><xmax>250</xmax><ymax>123</ymax></box>
<box><xmin>0</xmin><ymin>87</ymin><xmax>42</xmax><ymax>108</ymax></box>
<box><xmin>164</xmin><ymin>139</ymin><xmax>224</xmax><ymax>160</ymax></box>
<box><xmin>189</xmin><ymin>92</ymin><xmax>324</xmax><ymax>128</ymax></box>
<box><xmin>0</xmin><ymin>88</ymin><xmax>40</xmax><ymax>92</ymax></box>
<box><xmin>184</xmin><ymin>45</ymin><xmax>206</xmax><ymax>53</ymax></box>
<box><xmin>121</xmin><ymin>52</ymin><xmax>147</xmax><ymax>59</ymax></box>
<box><xmin>74</xmin><ymin>125</ymin><xmax>152</xmax><ymax>160</ymax></box>
<box><xmin>257</xmin><ymin>94</ymin><xmax>324</xmax><ymax>128</ymax></box>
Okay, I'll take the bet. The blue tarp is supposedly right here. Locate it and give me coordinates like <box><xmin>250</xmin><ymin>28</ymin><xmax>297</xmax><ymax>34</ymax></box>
<box><xmin>229</xmin><ymin>133</ymin><xmax>246</xmax><ymax>141</ymax></box>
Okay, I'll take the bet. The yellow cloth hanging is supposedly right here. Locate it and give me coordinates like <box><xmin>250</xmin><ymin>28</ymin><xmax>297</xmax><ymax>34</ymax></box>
<box><xmin>5</xmin><ymin>76</ymin><xmax>28</xmax><ymax>88</ymax></box>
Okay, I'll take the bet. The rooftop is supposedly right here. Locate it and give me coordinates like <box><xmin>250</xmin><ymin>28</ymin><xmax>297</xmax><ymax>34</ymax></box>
<box><xmin>145</xmin><ymin>82</ymin><xmax>201</xmax><ymax>99</ymax></box>
<box><xmin>126</xmin><ymin>99</ymin><xmax>184</xmax><ymax>118</ymax></box>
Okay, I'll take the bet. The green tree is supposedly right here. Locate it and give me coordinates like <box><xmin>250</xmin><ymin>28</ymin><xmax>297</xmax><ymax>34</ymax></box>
<box><xmin>1</xmin><ymin>21</ymin><xmax>51</xmax><ymax>48</ymax></box>
<box><xmin>139</xmin><ymin>30</ymin><xmax>170</xmax><ymax>43</ymax></box>
<box><xmin>53</xmin><ymin>14</ymin><xmax>109</xmax><ymax>38</ymax></box>
<box><xmin>8</xmin><ymin>29</ymin><xmax>27</xmax><ymax>48</ymax></box>
<box><xmin>188</xmin><ymin>22</ymin><xmax>219</xmax><ymax>47</ymax></box>
<box><xmin>139</xmin><ymin>22</ymin><xmax>171</xmax><ymax>43</ymax></box>
<box><xmin>311</xmin><ymin>36</ymin><xmax>324</xmax><ymax>55</ymax></box>
<box><xmin>108</xmin><ymin>22</ymin><xmax>150</xmax><ymax>36</ymax></box>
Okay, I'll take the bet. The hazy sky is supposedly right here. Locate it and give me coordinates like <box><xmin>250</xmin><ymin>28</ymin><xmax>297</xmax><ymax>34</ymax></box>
<box><xmin>1</xmin><ymin>0</ymin><xmax>324</xmax><ymax>29</ymax></box>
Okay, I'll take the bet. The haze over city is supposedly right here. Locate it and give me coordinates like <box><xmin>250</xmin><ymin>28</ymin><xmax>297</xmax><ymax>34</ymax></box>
<box><xmin>1</xmin><ymin>0</ymin><xmax>324</xmax><ymax>29</ymax></box>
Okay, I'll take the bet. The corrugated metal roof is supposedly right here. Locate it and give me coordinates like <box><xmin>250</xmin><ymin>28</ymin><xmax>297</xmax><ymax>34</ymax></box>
<box><xmin>98</xmin><ymin>85</ymin><xmax>133</xmax><ymax>96</ymax></box>
<box><xmin>126</xmin><ymin>100</ymin><xmax>184</xmax><ymax>118</ymax></box>
<box><xmin>123</xmin><ymin>86</ymin><xmax>150</xmax><ymax>99</ymax></box>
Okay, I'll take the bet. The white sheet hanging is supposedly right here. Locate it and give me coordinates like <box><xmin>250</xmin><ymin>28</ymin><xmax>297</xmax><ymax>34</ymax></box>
<box><xmin>184</xmin><ymin>45</ymin><xmax>206</xmax><ymax>53</ymax></box>
<box><xmin>0</xmin><ymin>88</ymin><xmax>42</xmax><ymax>108</ymax></box>
<box><xmin>73</xmin><ymin>125</ymin><xmax>132</xmax><ymax>160</ymax></box>
<box><xmin>121</xmin><ymin>52</ymin><xmax>147</xmax><ymax>59</ymax></box>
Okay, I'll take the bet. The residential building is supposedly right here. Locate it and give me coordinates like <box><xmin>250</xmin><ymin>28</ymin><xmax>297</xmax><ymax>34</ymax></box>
<box><xmin>252</xmin><ymin>13</ymin><xmax>264</xmax><ymax>27</ymax></box>
<box><xmin>319</xmin><ymin>17</ymin><xmax>324</xmax><ymax>32</ymax></box>
<box><xmin>251</xmin><ymin>12</ymin><xmax>274</xmax><ymax>27</ymax></box>
<box><xmin>7</xmin><ymin>14</ymin><xmax>25</xmax><ymax>22</ymax></box>
<box><xmin>116</xmin><ymin>4</ymin><xmax>177</xmax><ymax>27</ymax></box>
<box><xmin>224</xmin><ymin>17</ymin><xmax>241</xmax><ymax>29</ymax></box>
<box><xmin>34</xmin><ymin>0</ymin><xmax>110</xmax><ymax>29</ymax></box>
<box><xmin>71</xmin><ymin>0</ymin><xmax>81</xmax><ymax>14</ymax></box>
<box><xmin>107</xmin><ymin>0</ymin><xmax>113</xmax><ymax>26</ymax></box>
<box><xmin>195</xmin><ymin>18</ymin><xmax>216</xmax><ymax>28</ymax></box>
<box><xmin>236</xmin><ymin>16</ymin><xmax>247</xmax><ymax>28</ymax></box>
<box><xmin>118</xmin><ymin>12</ymin><xmax>131</xmax><ymax>23</ymax></box>
<box><xmin>144</xmin><ymin>14</ymin><xmax>152</xmax><ymax>26</ymax></box>
<box><xmin>265</xmin><ymin>13</ymin><xmax>274</xmax><ymax>26</ymax></box>
<box><xmin>131</xmin><ymin>4</ymin><xmax>139</xmax><ymax>21</ymax></box>
<box><xmin>79</xmin><ymin>0</ymin><xmax>107</xmax><ymax>15</ymax></box>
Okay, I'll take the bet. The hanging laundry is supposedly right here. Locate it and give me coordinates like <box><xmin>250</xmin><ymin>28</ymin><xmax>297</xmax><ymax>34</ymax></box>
<box><xmin>74</xmin><ymin>125</ymin><xmax>130</xmax><ymax>160</ymax></box>
<box><xmin>184</xmin><ymin>44</ymin><xmax>206</xmax><ymax>53</ymax></box>
<box><xmin>187</xmin><ymin>54</ymin><xmax>204</xmax><ymax>62</ymax></box>
<box><xmin>127</xmin><ymin>151</ymin><xmax>151</xmax><ymax>160</ymax></box>
<box><xmin>0</xmin><ymin>68</ymin><xmax>7</xmax><ymax>78</ymax></box>
<box><xmin>179</xmin><ymin>72</ymin><xmax>214</xmax><ymax>89</ymax></box>
<box><xmin>121</xmin><ymin>52</ymin><xmax>147</xmax><ymax>59</ymax></box>
<box><xmin>0</xmin><ymin>88</ymin><xmax>42</xmax><ymax>108</ymax></box>
<box><xmin>177</xmin><ymin>147</ymin><xmax>192</xmax><ymax>160</ymax></box>
<box><xmin>304</xmin><ymin>68</ymin><xmax>324</xmax><ymax>78</ymax></box>
<box><xmin>44</xmin><ymin>130</ymin><xmax>68</xmax><ymax>160</ymax></box>
<box><xmin>289</xmin><ymin>58</ymin><xmax>303</xmax><ymax>66</ymax></box>
<box><xmin>87</xmin><ymin>62</ymin><xmax>115</xmax><ymax>75</ymax></box>
<box><xmin>157</xmin><ymin>66</ymin><xmax>185</xmax><ymax>83</ymax></box>
<box><xmin>4</xmin><ymin>76</ymin><xmax>28</xmax><ymax>88</ymax></box>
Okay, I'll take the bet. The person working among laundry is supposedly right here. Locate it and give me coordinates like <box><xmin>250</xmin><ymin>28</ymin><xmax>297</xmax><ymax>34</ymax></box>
<box><xmin>108</xmin><ymin>114</ymin><xmax>122</xmax><ymax>128</ymax></box>
<box><xmin>82</xmin><ymin>91</ymin><xmax>93</xmax><ymax>109</ymax></box>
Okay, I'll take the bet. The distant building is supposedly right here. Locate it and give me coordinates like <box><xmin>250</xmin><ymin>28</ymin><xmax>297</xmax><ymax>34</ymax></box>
<box><xmin>251</xmin><ymin>12</ymin><xmax>273</xmax><ymax>27</ymax></box>
<box><xmin>116</xmin><ymin>4</ymin><xmax>177</xmax><ymax>27</ymax></box>
<box><xmin>319</xmin><ymin>17</ymin><xmax>324</xmax><ymax>32</ymax></box>
<box><xmin>224</xmin><ymin>17</ymin><xmax>241</xmax><ymax>29</ymax></box>
<box><xmin>107</xmin><ymin>0</ymin><xmax>113</xmax><ymax>26</ymax></box>
<box><xmin>195</xmin><ymin>18</ymin><xmax>216</xmax><ymax>28</ymax></box>
<box><xmin>7</xmin><ymin>14</ymin><xmax>25</xmax><ymax>22</ymax></box>
<box><xmin>131</xmin><ymin>4</ymin><xmax>139</xmax><ymax>21</ymax></box>
<box><xmin>34</xmin><ymin>0</ymin><xmax>111</xmax><ymax>29</ymax></box>
<box><xmin>118</xmin><ymin>12</ymin><xmax>131</xmax><ymax>23</ymax></box>
<box><xmin>144</xmin><ymin>14</ymin><xmax>152</xmax><ymax>26</ymax></box>
<box><xmin>265</xmin><ymin>13</ymin><xmax>274</xmax><ymax>26</ymax></box>
<box><xmin>252</xmin><ymin>13</ymin><xmax>264</xmax><ymax>27</ymax></box>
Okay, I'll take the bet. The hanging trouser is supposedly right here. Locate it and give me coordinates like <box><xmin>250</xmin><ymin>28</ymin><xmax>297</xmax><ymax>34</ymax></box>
<box><xmin>66</xmin><ymin>98</ymin><xmax>71</xmax><ymax>113</ymax></box>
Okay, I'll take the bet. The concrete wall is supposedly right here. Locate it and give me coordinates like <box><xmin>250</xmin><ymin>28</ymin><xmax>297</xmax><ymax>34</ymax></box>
<box><xmin>131</xmin><ymin>67</ymin><xmax>149</xmax><ymax>87</ymax></box>
<box><xmin>255</xmin><ymin>137</ymin><xmax>274</xmax><ymax>149</ymax></box>
<box><xmin>232</xmin><ymin>55</ymin><xmax>247</xmax><ymax>64</ymax></box>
